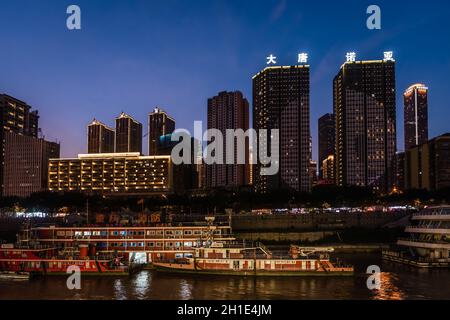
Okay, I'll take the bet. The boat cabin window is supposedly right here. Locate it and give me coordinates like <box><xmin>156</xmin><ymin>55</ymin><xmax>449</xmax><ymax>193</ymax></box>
<box><xmin>75</xmin><ymin>231</ymin><xmax>83</xmax><ymax>236</ymax></box>
<box><xmin>147</xmin><ymin>231</ymin><xmax>155</xmax><ymax>236</ymax></box>
<box><xmin>184</xmin><ymin>230</ymin><xmax>192</xmax><ymax>235</ymax></box>
<box><xmin>147</xmin><ymin>242</ymin><xmax>154</xmax><ymax>247</ymax></box>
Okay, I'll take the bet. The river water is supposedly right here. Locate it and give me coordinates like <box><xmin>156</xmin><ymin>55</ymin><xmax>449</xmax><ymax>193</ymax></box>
<box><xmin>1</xmin><ymin>253</ymin><xmax>449</xmax><ymax>300</ymax></box>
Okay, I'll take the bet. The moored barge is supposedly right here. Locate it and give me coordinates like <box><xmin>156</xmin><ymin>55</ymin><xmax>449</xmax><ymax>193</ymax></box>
<box><xmin>153</xmin><ymin>242</ymin><xmax>354</xmax><ymax>277</ymax></box>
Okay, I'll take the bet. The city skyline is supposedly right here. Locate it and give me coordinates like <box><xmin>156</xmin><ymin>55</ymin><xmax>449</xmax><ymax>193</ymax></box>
<box><xmin>1</xmin><ymin>1</ymin><xmax>449</xmax><ymax>161</ymax></box>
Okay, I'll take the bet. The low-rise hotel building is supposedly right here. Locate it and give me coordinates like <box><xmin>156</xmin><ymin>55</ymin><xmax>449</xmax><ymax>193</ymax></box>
<box><xmin>48</xmin><ymin>152</ymin><xmax>172</xmax><ymax>195</ymax></box>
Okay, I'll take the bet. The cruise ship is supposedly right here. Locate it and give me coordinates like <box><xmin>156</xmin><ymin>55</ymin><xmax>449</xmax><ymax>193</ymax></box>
<box><xmin>383</xmin><ymin>206</ymin><xmax>450</xmax><ymax>268</ymax></box>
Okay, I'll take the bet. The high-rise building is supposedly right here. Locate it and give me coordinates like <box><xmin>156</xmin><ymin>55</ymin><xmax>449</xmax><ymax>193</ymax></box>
<box><xmin>148</xmin><ymin>107</ymin><xmax>175</xmax><ymax>156</ymax></box>
<box><xmin>206</xmin><ymin>91</ymin><xmax>250</xmax><ymax>188</ymax></box>
<box><xmin>309</xmin><ymin>160</ymin><xmax>318</xmax><ymax>187</ymax></box>
<box><xmin>404</xmin><ymin>84</ymin><xmax>429</xmax><ymax>151</ymax></box>
<box><xmin>0</xmin><ymin>94</ymin><xmax>46</xmax><ymax>196</ymax></box>
<box><xmin>0</xmin><ymin>94</ymin><xmax>39</xmax><ymax>137</ymax></box>
<box><xmin>87</xmin><ymin>119</ymin><xmax>115</xmax><ymax>154</ymax></box>
<box><xmin>334</xmin><ymin>59</ymin><xmax>396</xmax><ymax>192</ymax></box>
<box><xmin>3</xmin><ymin>132</ymin><xmax>59</xmax><ymax>197</ymax></box>
<box><xmin>394</xmin><ymin>152</ymin><xmax>406</xmax><ymax>191</ymax></box>
<box><xmin>115</xmin><ymin>112</ymin><xmax>143</xmax><ymax>154</ymax></box>
<box><xmin>253</xmin><ymin>66</ymin><xmax>311</xmax><ymax>193</ymax></box>
<box><xmin>318</xmin><ymin>113</ymin><xmax>335</xmax><ymax>180</ymax></box>
<box><xmin>405</xmin><ymin>133</ymin><xmax>450</xmax><ymax>191</ymax></box>
<box><xmin>322</xmin><ymin>155</ymin><xmax>335</xmax><ymax>182</ymax></box>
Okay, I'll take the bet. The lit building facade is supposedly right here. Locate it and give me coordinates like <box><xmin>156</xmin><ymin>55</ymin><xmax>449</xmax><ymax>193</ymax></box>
<box><xmin>253</xmin><ymin>66</ymin><xmax>311</xmax><ymax>193</ymax></box>
<box><xmin>333</xmin><ymin>59</ymin><xmax>396</xmax><ymax>192</ymax></box>
<box><xmin>115</xmin><ymin>112</ymin><xmax>143</xmax><ymax>154</ymax></box>
<box><xmin>206</xmin><ymin>91</ymin><xmax>250</xmax><ymax>189</ymax></box>
<box><xmin>318</xmin><ymin>113</ymin><xmax>335</xmax><ymax>180</ymax></box>
<box><xmin>322</xmin><ymin>155</ymin><xmax>335</xmax><ymax>182</ymax></box>
<box><xmin>148</xmin><ymin>107</ymin><xmax>175</xmax><ymax>156</ymax></box>
<box><xmin>3</xmin><ymin>132</ymin><xmax>60</xmax><ymax>197</ymax></box>
<box><xmin>87</xmin><ymin>119</ymin><xmax>115</xmax><ymax>154</ymax></box>
<box><xmin>48</xmin><ymin>153</ymin><xmax>172</xmax><ymax>195</ymax></box>
<box><xmin>404</xmin><ymin>83</ymin><xmax>429</xmax><ymax>151</ymax></box>
<box><xmin>405</xmin><ymin>133</ymin><xmax>450</xmax><ymax>191</ymax></box>
<box><xmin>1</xmin><ymin>94</ymin><xmax>58</xmax><ymax>197</ymax></box>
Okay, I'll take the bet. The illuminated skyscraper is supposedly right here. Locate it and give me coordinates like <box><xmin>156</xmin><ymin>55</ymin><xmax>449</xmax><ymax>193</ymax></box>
<box><xmin>318</xmin><ymin>113</ymin><xmax>335</xmax><ymax>180</ymax></box>
<box><xmin>115</xmin><ymin>112</ymin><xmax>143</xmax><ymax>154</ymax></box>
<box><xmin>206</xmin><ymin>91</ymin><xmax>250</xmax><ymax>188</ymax></box>
<box><xmin>333</xmin><ymin>58</ymin><xmax>396</xmax><ymax>192</ymax></box>
<box><xmin>0</xmin><ymin>94</ymin><xmax>59</xmax><ymax>197</ymax></box>
<box><xmin>87</xmin><ymin>119</ymin><xmax>115</xmax><ymax>153</ymax></box>
<box><xmin>253</xmin><ymin>65</ymin><xmax>311</xmax><ymax>193</ymax></box>
<box><xmin>148</xmin><ymin>107</ymin><xmax>175</xmax><ymax>156</ymax></box>
<box><xmin>404</xmin><ymin>84</ymin><xmax>429</xmax><ymax>151</ymax></box>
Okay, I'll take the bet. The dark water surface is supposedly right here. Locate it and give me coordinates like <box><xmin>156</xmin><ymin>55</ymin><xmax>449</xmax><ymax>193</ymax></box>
<box><xmin>1</xmin><ymin>254</ymin><xmax>449</xmax><ymax>300</ymax></box>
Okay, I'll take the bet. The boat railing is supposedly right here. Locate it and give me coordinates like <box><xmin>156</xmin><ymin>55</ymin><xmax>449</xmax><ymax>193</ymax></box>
<box><xmin>397</xmin><ymin>237</ymin><xmax>450</xmax><ymax>245</ymax></box>
<box><xmin>383</xmin><ymin>250</ymin><xmax>449</xmax><ymax>263</ymax></box>
<box><xmin>413</xmin><ymin>208</ymin><xmax>450</xmax><ymax>217</ymax></box>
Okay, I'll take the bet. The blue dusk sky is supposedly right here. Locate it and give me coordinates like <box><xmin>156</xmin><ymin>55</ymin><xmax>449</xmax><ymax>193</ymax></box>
<box><xmin>0</xmin><ymin>0</ymin><xmax>449</xmax><ymax>159</ymax></box>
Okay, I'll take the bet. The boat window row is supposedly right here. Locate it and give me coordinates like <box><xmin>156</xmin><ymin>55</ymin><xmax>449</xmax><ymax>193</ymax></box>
<box><xmin>58</xmin><ymin>229</ymin><xmax>222</xmax><ymax>237</ymax></box>
<box><xmin>102</xmin><ymin>241</ymin><xmax>197</xmax><ymax>248</ymax></box>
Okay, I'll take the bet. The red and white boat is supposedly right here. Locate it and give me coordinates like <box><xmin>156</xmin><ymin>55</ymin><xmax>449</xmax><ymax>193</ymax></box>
<box><xmin>153</xmin><ymin>242</ymin><xmax>354</xmax><ymax>277</ymax></box>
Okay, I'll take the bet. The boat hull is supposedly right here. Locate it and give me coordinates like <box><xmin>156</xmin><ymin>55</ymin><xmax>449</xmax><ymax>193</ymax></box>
<box><xmin>153</xmin><ymin>262</ymin><xmax>354</xmax><ymax>277</ymax></box>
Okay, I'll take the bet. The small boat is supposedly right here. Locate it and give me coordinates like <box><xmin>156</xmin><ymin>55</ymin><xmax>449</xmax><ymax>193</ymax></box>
<box><xmin>153</xmin><ymin>241</ymin><xmax>354</xmax><ymax>277</ymax></box>
<box><xmin>0</xmin><ymin>271</ymin><xmax>30</xmax><ymax>281</ymax></box>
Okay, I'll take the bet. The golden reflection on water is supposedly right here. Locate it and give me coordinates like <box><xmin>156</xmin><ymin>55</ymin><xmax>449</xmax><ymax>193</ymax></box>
<box><xmin>179</xmin><ymin>279</ymin><xmax>193</xmax><ymax>300</ymax></box>
<box><xmin>372</xmin><ymin>272</ymin><xmax>405</xmax><ymax>300</ymax></box>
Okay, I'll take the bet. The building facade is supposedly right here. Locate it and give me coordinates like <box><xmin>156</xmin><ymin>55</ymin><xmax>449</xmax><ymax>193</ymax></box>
<box><xmin>405</xmin><ymin>134</ymin><xmax>450</xmax><ymax>191</ymax></box>
<box><xmin>322</xmin><ymin>155</ymin><xmax>335</xmax><ymax>182</ymax></box>
<box><xmin>318</xmin><ymin>113</ymin><xmax>335</xmax><ymax>180</ymax></box>
<box><xmin>404</xmin><ymin>83</ymin><xmax>429</xmax><ymax>151</ymax></box>
<box><xmin>48</xmin><ymin>153</ymin><xmax>172</xmax><ymax>195</ymax></box>
<box><xmin>148</xmin><ymin>107</ymin><xmax>175</xmax><ymax>156</ymax></box>
<box><xmin>206</xmin><ymin>91</ymin><xmax>250</xmax><ymax>189</ymax></box>
<box><xmin>87</xmin><ymin>119</ymin><xmax>115</xmax><ymax>154</ymax></box>
<box><xmin>115</xmin><ymin>112</ymin><xmax>143</xmax><ymax>154</ymax></box>
<box><xmin>1</xmin><ymin>94</ymin><xmax>59</xmax><ymax>197</ymax></box>
<box><xmin>333</xmin><ymin>59</ymin><xmax>396</xmax><ymax>192</ymax></box>
<box><xmin>3</xmin><ymin>132</ymin><xmax>60</xmax><ymax>197</ymax></box>
<box><xmin>253</xmin><ymin>66</ymin><xmax>311</xmax><ymax>193</ymax></box>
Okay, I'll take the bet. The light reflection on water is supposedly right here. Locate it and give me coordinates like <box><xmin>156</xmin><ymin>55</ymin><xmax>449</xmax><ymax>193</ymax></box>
<box><xmin>0</xmin><ymin>254</ymin><xmax>449</xmax><ymax>300</ymax></box>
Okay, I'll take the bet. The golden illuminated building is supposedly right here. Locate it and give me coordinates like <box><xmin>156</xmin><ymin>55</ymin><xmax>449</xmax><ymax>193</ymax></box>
<box><xmin>322</xmin><ymin>155</ymin><xmax>335</xmax><ymax>181</ymax></box>
<box><xmin>48</xmin><ymin>152</ymin><xmax>172</xmax><ymax>195</ymax></box>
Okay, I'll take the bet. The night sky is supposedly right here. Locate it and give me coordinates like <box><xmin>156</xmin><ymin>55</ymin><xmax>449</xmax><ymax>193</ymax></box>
<box><xmin>1</xmin><ymin>0</ymin><xmax>449</xmax><ymax>159</ymax></box>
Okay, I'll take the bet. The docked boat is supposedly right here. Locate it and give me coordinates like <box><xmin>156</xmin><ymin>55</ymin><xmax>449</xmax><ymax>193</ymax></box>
<box><xmin>0</xmin><ymin>271</ymin><xmax>30</xmax><ymax>281</ymax></box>
<box><xmin>383</xmin><ymin>206</ymin><xmax>450</xmax><ymax>268</ymax></box>
<box><xmin>0</xmin><ymin>223</ymin><xmax>138</xmax><ymax>276</ymax></box>
<box><xmin>153</xmin><ymin>242</ymin><xmax>354</xmax><ymax>277</ymax></box>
